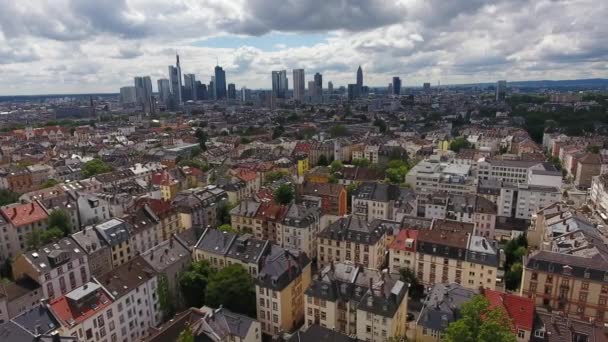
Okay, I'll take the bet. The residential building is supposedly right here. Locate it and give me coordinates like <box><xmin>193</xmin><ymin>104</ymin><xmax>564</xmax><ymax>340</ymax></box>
<box><xmin>351</xmin><ymin>182</ymin><xmax>402</xmax><ymax>222</ymax></box>
<box><xmin>406</xmin><ymin>160</ymin><xmax>477</xmax><ymax>195</ymax></box>
<box><xmin>12</xmin><ymin>237</ymin><xmax>90</xmax><ymax>300</ymax></box>
<box><xmin>414</xmin><ymin>283</ymin><xmax>476</xmax><ymax>342</ymax></box>
<box><xmin>93</xmin><ymin>218</ymin><xmax>133</xmax><ymax>267</ymax></box>
<box><xmin>76</xmin><ymin>193</ymin><xmax>110</xmax><ymax>226</ymax></box>
<box><xmin>288</xmin><ymin>324</ymin><xmax>361</xmax><ymax>342</ymax></box>
<box><xmin>304</xmin><ymin>262</ymin><xmax>409</xmax><ymax>341</ymax></box>
<box><xmin>256</xmin><ymin>249</ymin><xmax>311</xmax><ymax>337</ymax></box>
<box><xmin>0</xmin><ymin>277</ymin><xmax>42</xmax><ymax>323</ymax></box>
<box><xmin>276</xmin><ymin>203</ymin><xmax>321</xmax><ymax>258</ymax></box>
<box><xmin>297</xmin><ymin>182</ymin><xmax>347</xmax><ymax>216</ymax></box>
<box><xmin>483</xmin><ymin>289</ymin><xmax>535</xmax><ymax>342</ymax></box>
<box><xmin>388</xmin><ymin>229</ymin><xmax>418</xmax><ymax>274</ymax></box>
<box><xmin>71</xmin><ymin>225</ymin><xmax>113</xmax><ymax>278</ymax></box>
<box><xmin>0</xmin><ymin>201</ymin><xmax>49</xmax><ymax>261</ymax></box>
<box><xmin>575</xmin><ymin>153</ymin><xmax>602</xmax><ymax>189</ymax></box>
<box><xmin>317</xmin><ymin>215</ymin><xmax>398</xmax><ymax>269</ymax></box>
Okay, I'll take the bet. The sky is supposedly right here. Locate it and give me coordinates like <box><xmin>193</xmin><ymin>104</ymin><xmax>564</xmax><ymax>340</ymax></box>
<box><xmin>0</xmin><ymin>0</ymin><xmax>607</xmax><ymax>95</ymax></box>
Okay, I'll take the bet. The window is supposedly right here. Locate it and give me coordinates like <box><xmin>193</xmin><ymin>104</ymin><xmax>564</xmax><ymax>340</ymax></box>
<box><xmin>531</xmin><ymin>272</ymin><xmax>538</xmax><ymax>281</ymax></box>
<box><xmin>273</xmin><ymin>314</ymin><xmax>278</xmax><ymax>323</ymax></box>
<box><xmin>518</xmin><ymin>330</ymin><xmax>525</xmax><ymax>338</ymax></box>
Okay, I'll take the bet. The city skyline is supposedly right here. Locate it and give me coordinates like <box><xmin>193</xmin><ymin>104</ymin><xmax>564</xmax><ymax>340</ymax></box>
<box><xmin>1</xmin><ymin>0</ymin><xmax>607</xmax><ymax>95</ymax></box>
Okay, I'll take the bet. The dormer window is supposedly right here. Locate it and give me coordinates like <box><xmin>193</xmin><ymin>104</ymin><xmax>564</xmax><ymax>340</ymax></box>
<box><xmin>563</xmin><ymin>265</ymin><xmax>572</xmax><ymax>276</ymax></box>
<box><xmin>584</xmin><ymin>269</ymin><xmax>590</xmax><ymax>279</ymax></box>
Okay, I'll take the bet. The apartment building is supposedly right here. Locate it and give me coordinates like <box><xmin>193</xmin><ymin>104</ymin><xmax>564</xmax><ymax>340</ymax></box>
<box><xmin>405</xmin><ymin>159</ymin><xmax>477</xmax><ymax>195</ymax></box>
<box><xmin>135</xmin><ymin>198</ymin><xmax>183</xmax><ymax>243</ymax></box>
<box><xmin>297</xmin><ymin>182</ymin><xmax>348</xmax><ymax>216</ymax></box>
<box><xmin>254</xmin><ymin>201</ymin><xmax>288</xmax><ymax>242</ymax></box>
<box><xmin>71</xmin><ymin>225</ymin><xmax>113</xmax><ymax>278</ymax></box>
<box><xmin>497</xmin><ymin>183</ymin><xmax>561</xmax><ymax>220</ymax></box>
<box><xmin>483</xmin><ymin>289</ymin><xmax>535</xmax><ymax>342</ymax></box>
<box><xmin>351</xmin><ymin>182</ymin><xmax>402</xmax><ymax>222</ymax></box>
<box><xmin>172</xmin><ymin>185</ymin><xmax>228</xmax><ymax>234</ymax></box>
<box><xmin>93</xmin><ymin>218</ymin><xmax>133</xmax><ymax>267</ymax></box>
<box><xmin>304</xmin><ymin>262</ymin><xmax>409</xmax><ymax>341</ymax></box>
<box><xmin>276</xmin><ymin>203</ymin><xmax>321</xmax><ymax>258</ymax></box>
<box><xmin>12</xmin><ymin>237</ymin><xmax>90</xmax><ymax>300</ymax></box>
<box><xmin>590</xmin><ymin>173</ymin><xmax>608</xmax><ymax>217</ymax></box>
<box><xmin>414</xmin><ymin>283</ymin><xmax>476</xmax><ymax>342</ymax></box>
<box><xmin>521</xmin><ymin>213</ymin><xmax>608</xmax><ymax>322</ymax></box>
<box><xmin>231</xmin><ymin>199</ymin><xmax>261</xmax><ymax>234</ymax></box>
<box><xmin>477</xmin><ymin>159</ymin><xmax>558</xmax><ymax>186</ymax></box>
<box><xmin>413</xmin><ymin>228</ymin><xmax>500</xmax><ymax>291</ymax></box>
<box><xmin>388</xmin><ymin>229</ymin><xmax>418</xmax><ymax>274</ymax></box>
<box><xmin>0</xmin><ymin>201</ymin><xmax>49</xmax><ymax>261</ymax></box>
<box><xmin>76</xmin><ymin>193</ymin><xmax>110</xmax><ymax>226</ymax></box>
<box><xmin>256</xmin><ymin>249</ymin><xmax>311</xmax><ymax>337</ymax></box>
<box><xmin>0</xmin><ymin>277</ymin><xmax>43</xmax><ymax>323</ymax></box>
<box><xmin>317</xmin><ymin>215</ymin><xmax>399</xmax><ymax>269</ymax></box>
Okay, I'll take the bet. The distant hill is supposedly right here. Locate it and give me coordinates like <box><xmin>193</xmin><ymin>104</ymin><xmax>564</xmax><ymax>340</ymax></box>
<box><xmin>449</xmin><ymin>78</ymin><xmax>608</xmax><ymax>89</ymax></box>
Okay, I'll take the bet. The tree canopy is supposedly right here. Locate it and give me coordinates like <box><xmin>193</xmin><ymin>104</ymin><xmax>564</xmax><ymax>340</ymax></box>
<box><xmin>449</xmin><ymin>137</ymin><xmax>472</xmax><ymax>153</ymax></box>
<box><xmin>0</xmin><ymin>189</ymin><xmax>19</xmax><ymax>206</ymax></box>
<box><xmin>504</xmin><ymin>235</ymin><xmax>527</xmax><ymax>291</ymax></box>
<box><xmin>329</xmin><ymin>125</ymin><xmax>349</xmax><ymax>138</ymax></box>
<box><xmin>194</xmin><ymin>128</ymin><xmax>208</xmax><ymax>151</ymax></box>
<box><xmin>444</xmin><ymin>295</ymin><xmax>517</xmax><ymax>342</ymax></box>
<box><xmin>273</xmin><ymin>184</ymin><xmax>294</xmax><ymax>205</ymax></box>
<box><xmin>317</xmin><ymin>154</ymin><xmax>329</xmax><ymax>166</ymax></box>
<box><xmin>82</xmin><ymin>159</ymin><xmax>113</xmax><ymax>177</ymax></box>
<box><xmin>205</xmin><ymin>264</ymin><xmax>256</xmax><ymax>317</ymax></box>
<box><xmin>48</xmin><ymin>209</ymin><xmax>71</xmax><ymax>236</ymax></box>
<box><xmin>179</xmin><ymin>260</ymin><xmax>215</xmax><ymax>308</ymax></box>
<box><xmin>218</xmin><ymin>224</ymin><xmax>237</xmax><ymax>233</ymax></box>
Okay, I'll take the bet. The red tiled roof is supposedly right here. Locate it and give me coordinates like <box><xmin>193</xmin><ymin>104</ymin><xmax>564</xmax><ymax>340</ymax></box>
<box><xmin>134</xmin><ymin>198</ymin><xmax>174</xmax><ymax>218</ymax></box>
<box><xmin>389</xmin><ymin>229</ymin><xmax>418</xmax><ymax>252</ymax></box>
<box><xmin>151</xmin><ymin>171</ymin><xmax>177</xmax><ymax>186</ymax></box>
<box><xmin>1</xmin><ymin>202</ymin><xmax>48</xmax><ymax>227</ymax></box>
<box><xmin>50</xmin><ymin>287</ymin><xmax>112</xmax><ymax>325</ymax></box>
<box><xmin>484</xmin><ymin>289</ymin><xmax>534</xmax><ymax>331</ymax></box>
<box><xmin>255</xmin><ymin>201</ymin><xmax>288</xmax><ymax>221</ymax></box>
<box><xmin>235</xmin><ymin>169</ymin><xmax>257</xmax><ymax>182</ymax></box>
<box><xmin>293</xmin><ymin>142</ymin><xmax>312</xmax><ymax>155</ymax></box>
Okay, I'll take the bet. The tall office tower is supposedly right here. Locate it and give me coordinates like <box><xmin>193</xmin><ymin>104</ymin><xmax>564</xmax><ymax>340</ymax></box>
<box><xmin>388</xmin><ymin>83</ymin><xmax>393</xmax><ymax>94</ymax></box>
<box><xmin>271</xmin><ymin>70</ymin><xmax>288</xmax><ymax>98</ymax></box>
<box><xmin>214</xmin><ymin>65</ymin><xmax>227</xmax><ymax>99</ymax></box>
<box><xmin>292</xmin><ymin>69</ymin><xmax>305</xmax><ymax>102</ymax></box>
<box><xmin>356</xmin><ymin>65</ymin><xmax>363</xmax><ymax>90</ymax></box>
<box><xmin>496</xmin><ymin>80</ymin><xmax>507</xmax><ymax>101</ymax></box>
<box><xmin>157</xmin><ymin>79</ymin><xmax>171</xmax><ymax>105</ymax></box>
<box><xmin>308</xmin><ymin>81</ymin><xmax>315</xmax><ymax>99</ymax></box>
<box><xmin>347</xmin><ymin>84</ymin><xmax>357</xmax><ymax>101</ymax></box>
<box><xmin>195</xmin><ymin>81</ymin><xmax>207</xmax><ymax>100</ymax></box>
<box><xmin>314</xmin><ymin>73</ymin><xmax>323</xmax><ymax>98</ymax></box>
<box><xmin>423</xmin><ymin>82</ymin><xmax>431</xmax><ymax>92</ymax></box>
<box><xmin>134</xmin><ymin>76</ymin><xmax>153</xmax><ymax>114</ymax></box>
<box><xmin>328</xmin><ymin>81</ymin><xmax>333</xmax><ymax>94</ymax></box>
<box><xmin>209</xmin><ymin>77</ymin><xmax>215</xmax><ymax>100</ymax></box>
<box><xmin>241</xmin><ymin>87</ymin><xmax>249</xmax><ymax>102</ymax></box>
<box><xmin>227</xmin><ymin>83</ymin><xmax>236</xmax><ymax>100</ymax></box>
<box><xmin>167</xmin><ymin>54</ymin><xmax>183</xmax><ymax>104</ymax></box>
<box><xmin>183</xmin><ymin>73</ymin><xmax>196</xmax><ymax>101</ymax></box>
<box><xmin>119</xmin><ymin>86</ymin><xmax>137</xmax><ymax>104</ymax></box>
<box><xmin>392</xmin><ymin>76</ymin><xmax>401</xmax><ymax>95</ymax></box>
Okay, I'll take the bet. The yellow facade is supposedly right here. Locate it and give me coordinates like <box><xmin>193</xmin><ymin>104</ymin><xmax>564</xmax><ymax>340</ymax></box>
<box><xmin>297</xmin><ymin>158</ymin><xmax>309</xmax><ymax>177</ymax></box>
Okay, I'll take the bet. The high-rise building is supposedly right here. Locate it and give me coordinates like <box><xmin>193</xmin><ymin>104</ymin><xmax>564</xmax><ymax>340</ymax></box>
<box><xmin>227</xmin><ymin>83</ymin><xmax>236</xmax><ymax>100</ymax></box>
<box><xmin>119</xmin><ymin>86</ymin><xmax>137</xmax><ymax>104</ymax></box>
<box><xmin>392</xmin><ymin>76</ymin><xmax>401</xmax><ymax>95</ymax></box>
<box><xmin>347</xmin><ymin>84</ymin><xmax>357</xmax><ymax>101</ymax></box>
<box><xmin>241</xmin><ymin>87</ymin><xmax>249</xmax><ymax>102</ymax></box>
<box><xmin>157</xmin><ymin>79</ymin><xmax>171</xmax><ymax>105</ymax></box>
<box><xmin>195</xmin><ymin>81</ymin><xmax>207</xmax><ymax>100</ymax></box>
<box><xmin>328</xmin><ymin>81</ymin><xmax>333</xmax><ymax>94</ymax></box>
<box><xmin>167</xmin><ymin>54</ymin><xmax>183</xmax><ymax>105</ymax></box>
<box><xmin>183</xmin><ymin>74</ymin><xmax>196</xmax><ymax>101</ymax></box>
<box><xmin>356</xmin><ymin>65</ymin><xmax>363</xmax><ymax>90</ymax></box>
<box><xmin>496</xmin><ymin>80</ymin><xmax>507</xmax><ymax>101</ymax></box>
<box><xmin>292</xmin><ymin>69</ymin><xmax>305</xmax><ymax>102</ymax></box>
<box><xmin>308</xmin><ymin>81</ymin><xmax>315</xmax><ymax>99</ymax></box>
<box><xmin>134</xmin><ymin>76</ymin><xmax>153</xmax><ymax>114</ymax></box>
<box><xmin>209</xmin><ymin>77</ymin><xmax>215</xmax><ymax>100</ymax></box>
<box><xmin>214</xmin><ymin>65</ymin><xmax>227</xmax><ymax>100</ymax></box>
<box><xmin>423</xmin><ymin>82</ymin><xmax>431</xmax><ymax>92</ymax></box>
<box><xmin>314</xmin><ymin>73</ymin><xmax>323</xmax><ymax>98</ymax></box>
<box><xmin>271</xmin><ymin>70</ymin><xmax>288</xmax><ymax>98</ymax></box>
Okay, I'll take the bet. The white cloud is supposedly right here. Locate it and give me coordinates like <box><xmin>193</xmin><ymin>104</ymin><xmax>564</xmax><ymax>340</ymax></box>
<box><xmin>0</xmin><ymin>0</ymin><xmax>606</xmax><ymax>94</ymax></box>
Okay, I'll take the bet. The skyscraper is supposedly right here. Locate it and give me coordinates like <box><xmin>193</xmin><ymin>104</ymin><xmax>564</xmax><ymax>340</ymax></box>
<box><xmin>134</xmin><ymin>76</ymin><xmax>153</xmax><ymax>114</ymax></box>
<box><xmin>214</xmin><ymin>65</ymin><xmax>227</xmax><ymax>100</ymax></box>
<box><xmin>392</xmin><ymin>77</ymin><xmax>401</xmax><ymax>95</ymax></box>
<box><xmin>347</xmin><ymin>84</ymin><xmax>357</xmax><ymax>101</ymax></box>
<box><xmin>328</xmin><ymin>81</ymin><xmax>333</xmax><ymax>94</ymax></box>
<box><xmin>314</xmin><ymin>73</ymin><xmax>323</xmax><ymax>99</ymax></box>
<box><xmin>157</xmin><ymin>79</ymin><xmax>171</xmax><ymax>105</ymax></box>
<box><xmin>167</xmin><ymin>54</ymin><xmax>183</xmax><ymax>104</ymax></box>
<box><xmin>423</xmin><ymin>82</ymin><xmax>431</xmax><ymax>92</ymax></box>
<box><xmin>357</xmin><ymin>65</ymin><xmax>363</xmax><ymax>88</ymax></box>
<box><xmin>119</xmin><ymin>86</ymin><xmax>137</xmax><ymax>104</ymax></box>
<box><xmin>183</xmin><ymin>73</ymin><xmax>196</xmax><ymax>101</ymax></box>
<box><xmin>496</xmin><ymin>80</ymin><xmax>507</xmax><ymax>101</ymax></box>
<box><xmin>195</xmin><ymin>81</ymin><xmax>207</xmax><ymax>100</ymax></box>
<box><xmin>227</xmin><ymin>83</ymin><xmax>236</xmax><ymax>100</ymax></box>
<box><xmin>241</xmin><ymin>87</ymin><xmax>249</xmax><ymax>102</ymax></box>
<box><xmin>209</xmin><ymin>77</ymin><xmax>215</xmax><ymax>100</ymax></box>
<box><xmin>308</xmin><ymin>81</ymin><xmax>315</xmax><ymax>100</ymax></box>
<box><xmin>292</xmin><ymin>69</ymin><xmax>305</xmax><ymax>102</ymax></box>
<box><xmin>271</xmin><ymin>70</ymin><xmax>288</xmax><ymax>98</ymax></box>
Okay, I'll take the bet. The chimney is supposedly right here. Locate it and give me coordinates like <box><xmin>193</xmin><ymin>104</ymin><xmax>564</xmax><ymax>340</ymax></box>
<box><xmin>30</xmin><ymin>203</ymin><xmax>35</xmax><ymax>214</ymax></box>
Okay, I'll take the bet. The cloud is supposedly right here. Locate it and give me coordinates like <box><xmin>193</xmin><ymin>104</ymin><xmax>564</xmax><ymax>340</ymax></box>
<box><xmin>0</xmin><ymin>0</ymin><xmax>607</xmax><ymax>95</ymax></box>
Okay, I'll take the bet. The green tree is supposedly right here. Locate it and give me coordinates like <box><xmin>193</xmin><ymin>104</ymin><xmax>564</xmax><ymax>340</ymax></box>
<box><xmin>273</xmin><ymin>184</ymin><xmax>294</xmax><ymax>205</ymax></box>
<box><xmin>265</xmin><ymin>170</ymin><xmax>288</xmax><ymax>183</ymax></box>
<box><xmin>272</xmin><ymin>125</ymin><xmax>285</xmax><ymax>139</ymax></box>
<box><xmin>399</xmin><ymin>268</ymin><xmax>424</xmax><ymax>300</ymax></box>
<box><xmin>41</xmin><ymin>179</ymin><xmax>60</xmax><ymax>189</ymax></box>
<box><xmin>205</xmin><ymin>264</ymin><xmax>256</xmax><ymax>317</ymax></box>
<box><xmin>449</xmin><ymin>137</ymin><xmax>472</xmax><ymax>153</ymax></box>
<box><xmin>194</xmin><ymin>128</ymin><xmax>208</xmax><ymax>151</ymax></box>
<box><xmin>25</xmin><ymin>229</ymin><xmax>42</xmax><ymax>250</ymax></box>
<box><xmin>329</xmin><ymin>125</ymin><xmax>349</xmax><ymax>138</ymax></box>
<box><xmin>503</xmin><ymin>235</ymin><xmax>528</xmax><ymax>290</ymax></box>
<box><xmin>179</xmin><ymin>260</ymin><xmax>215</xmax><ymax>308</ymax></box>
<box><xmin>317</xmin><ymin>154</ymin><xmax>329</xmax><ymax>166</ymax></box>
<box><xmin>82</xmin><ymin>159</ymin><xmax>113</xmax><ymax>177</ymax></box>
<box><xmin>176</xmin><ymin>325</ymin><xmax>195</xmax><ymax>342</ymax></box>
<box><xmin>373</xmin><ymin>118</ymin><xmax>388</xmax><ymax>133</ymax></box>
<box><xmin>218</xmin><ymin>224</ymin><xmax>237</xmax><ymax>233</ymax></box>
<box><xmin>444</xmin><ymin>295</ymin><xmax>517</xmax><ymax>342</ymax></box>
<box><xmin>178</xmin><ymin>158</ymin><xmax>210</xmax><ymax>172</ymax></box>
<box><xmin>351</xmin><ymin>158</ymin><xmax>371</xmax><ymax>167</ymax></box>
<box><xmin>217</xmin><ymin>202</ymin><xmax>236</xmax><ymax>225</ymax></box>
<box><xmin>0</xmin><ymin>189</ymin><xmax>19</xmax><ymax>206</ymax></box>
<box><xmin>48</xmin><ymin>209</ymin><xmax>71</xmax><ymax>236</ymax></box>
<box><xmin>40</xmin><ymin>228</ymin><xmax>64</xmax><ymax>245</ymax></box>
<box><xmin>157</xmin><ymin>275</ymin><xmax>175</xmax><ymax>321</ymax></box>
<box><xmin>330</xmin><ymin>160</ymin><xmax>344</xmax><ymax>173</ymax></box>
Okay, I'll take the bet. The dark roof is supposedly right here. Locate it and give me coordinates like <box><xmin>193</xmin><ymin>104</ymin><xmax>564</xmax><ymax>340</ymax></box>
<box><xmin>532</xmin><ymin>309</ymin><xmax>608</xmax><ymax>342</ymax></box>
<box><xmin>96</xmin><ymin>256</ymin><xmax>157</xmax><ymax>299</ymax></box>
<box><xmin>257</xmin><ymin>247</ymin><xmax>310</xmax><ymax>291</ymax></box>
<box><xmin>140</xmin><ymin>237</ymin><xmax>191</xmax><ymax>272</ymax></box>
<box><xmin>94</xmin><ymin>218</ymin><xmax>131</xmax><ymax>246</ymax></box>
<box><xmin>0</xmin><ymin>277</ymin><xmax>41</xmax><ymax>301</ymax></box>
<box><xmin>282</xmin><ymin>203</ymin><xmax>320</xmax><ymax>228</ymax></box>
<box><xmin>288</xmin><ymin>324</ymin><xmax>362</xmax><ymax>342</ymax></box>
<box><xmin>23</xmin><ymin>237</ymin><xmax>85</xmax><ymax>272</ymax></box>
<box><xmin>318</xmin><ymin>215</ymin><xmax>393</xmax><ymax>245</ymax></box>
<box><xmin>526</xmin><ymin>250</ymin><xmax>608</xmax><ymax>282</ymax></box>
<box><xmin>416</xmin><ymin>283</ymin><xmax>476</xmax><ymax>332</ymax></box>
<box><xmin>352</xmin><ymin>182</ymin><xmax>401</xmax><ymax>202</ymax></box>
<box><xmin>195</xmin><ymin>229</ymin><xmax>238</xmax><ymax>256</ymax></box>
<box><xmin>11</xmin><ymin>304</ymin><xmax>59</xmax><ymax>336</ymax></box>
